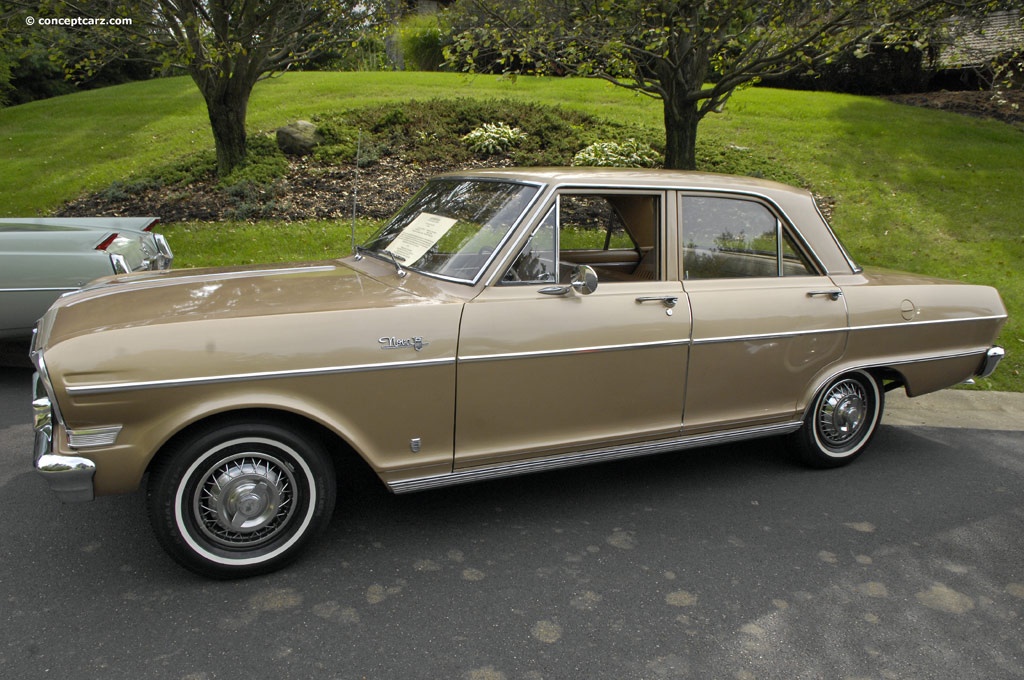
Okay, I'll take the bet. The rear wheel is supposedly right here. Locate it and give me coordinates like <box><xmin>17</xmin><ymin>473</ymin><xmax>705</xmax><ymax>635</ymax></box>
<box><xmin>147</xmin><ymin>420</ymin><xmax>335</xmax><ymax>578</ymax></box>
<box><xmin>792</xmin><ymin>371</ymin><xmax>883</xmax><ymax>468</ymax></box>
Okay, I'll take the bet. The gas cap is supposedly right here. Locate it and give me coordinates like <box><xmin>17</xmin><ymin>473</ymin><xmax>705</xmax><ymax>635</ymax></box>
<box><xmin>900</xmin><ymin>299</ymin><xmax>917</xmax><ymax>321</ymax></box>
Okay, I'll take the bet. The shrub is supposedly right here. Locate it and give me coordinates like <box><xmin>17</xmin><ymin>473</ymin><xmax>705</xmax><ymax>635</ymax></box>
<box><xmin>218</xmin><ymin>135</ymin><xmax>290</xmax><ymax>188</ymax></box>
<box><xmin>571</xmin><ymin>139</ymin><xmax>662</xmax><ymax>168</ymax></box>
<box><xmin>462</xmin><ymin>121</ymin><xmax>527</xmax><ymax>156</ymax></box>
<box><xmin>398</xmin><ymin>14</ymin><xmax>446</xmax><ymax>71</ymax></box>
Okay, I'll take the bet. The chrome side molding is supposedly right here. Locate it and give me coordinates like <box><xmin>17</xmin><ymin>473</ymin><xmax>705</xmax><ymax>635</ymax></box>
<box><xmin>388</xmin><ymin>421</ymin><xmax>803</xmax><ymax>494</ymax></box>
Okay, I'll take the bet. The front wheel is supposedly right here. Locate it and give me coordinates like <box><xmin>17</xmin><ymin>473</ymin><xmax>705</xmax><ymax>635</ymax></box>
<box><xmin>147</xmin><ymin>420</ymin><xmax>336</xmax><ymax>578</ymax></box>
<box><xmin>792</xmin><ymin>370</ymin><xmax>884</xmax><ymax>468</ymax></box>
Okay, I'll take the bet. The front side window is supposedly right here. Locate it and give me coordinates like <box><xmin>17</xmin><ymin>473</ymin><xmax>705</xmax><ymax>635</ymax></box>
<box><xmin>681</xmin><ymin>196</ymin><xmax>814</xmax><ymax>279</ymax></box>
<box><xmin>361</xmin><ymin>178</ymin><xmax>539</xmax><ymax>283</ymax></box>
<box><xmin>503</xmin><ymin>192</ymin><xmax>661</xmax><ymax>285</ymax></box>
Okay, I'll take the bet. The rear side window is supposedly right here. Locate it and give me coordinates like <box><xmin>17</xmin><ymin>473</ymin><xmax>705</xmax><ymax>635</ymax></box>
<box><xmin>680</xmin><ymin>196</ymin><xmax>814</xmax><ymax>279</ymax></box>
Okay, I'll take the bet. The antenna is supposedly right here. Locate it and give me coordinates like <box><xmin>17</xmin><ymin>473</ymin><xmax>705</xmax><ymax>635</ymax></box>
<box><xmin>351</xmin><ymin>130</ymin><xmax>361</xmax><ymax>259</ymax></box>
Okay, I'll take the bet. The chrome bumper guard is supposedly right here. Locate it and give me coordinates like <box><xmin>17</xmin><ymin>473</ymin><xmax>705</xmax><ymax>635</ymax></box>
<box><xmin>32</xmin><ymin>371</ymin><xmax>96</xmax><ymax>503</ymax></box>
<box><xmin>977</xmin><ymin>346</ymin><xmax>1005</xmax><ymax>379</ymax></box>
<box><xmin>150</xmin><ymin>232</ymin><xmax>174</xmax><ymax>270</ymax></box>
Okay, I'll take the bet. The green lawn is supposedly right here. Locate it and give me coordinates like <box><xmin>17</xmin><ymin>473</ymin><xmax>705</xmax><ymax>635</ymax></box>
<box><xmin>0</xmin><ymin>72</ymin><xmax>1020</xmax><ymax>390</ymax></box>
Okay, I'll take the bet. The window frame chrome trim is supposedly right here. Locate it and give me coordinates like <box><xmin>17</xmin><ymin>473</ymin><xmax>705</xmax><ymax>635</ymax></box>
<box><xmin>363</xmin><ymin>177</ymin><xmax>546</xmax><ymax>287</ymax></box>
<box><xmin>677</xmin><ymin>191</ymin><xmax>828</xmax><ymax>279</ymax></box>
<box><xmin>814</xmin><ymin>198</ymin><xmax>862</xmax><ymax>273</ymax></box>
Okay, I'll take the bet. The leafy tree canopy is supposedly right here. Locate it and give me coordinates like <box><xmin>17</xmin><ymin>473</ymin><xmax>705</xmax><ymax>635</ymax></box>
<box><xmin>446</xmin><ymin>0</ymin><xmax>1009</xmax><ymax>169</ymax></box>
<box><xmin>26</xmin><ymin>0</ymin><xmax>387</xmax><ymax>175</ymax></box>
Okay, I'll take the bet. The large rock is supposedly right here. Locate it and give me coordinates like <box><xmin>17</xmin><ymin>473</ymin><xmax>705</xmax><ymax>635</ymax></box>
<box><xmin>276</xmin><ymin>120</ymin><xmax>324</xmax><ymax>156</ymax></box>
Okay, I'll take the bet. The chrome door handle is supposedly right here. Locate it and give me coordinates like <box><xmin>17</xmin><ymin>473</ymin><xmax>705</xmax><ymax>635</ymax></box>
<box><xmin>635</xmin><ymin>295</ymin><xmax>678</xmax><ymax>308</ymax></box>
<box><xmin>807</xmin><ymin>290</ymin><xmax>843</xmax><ymax>301</ymax></box>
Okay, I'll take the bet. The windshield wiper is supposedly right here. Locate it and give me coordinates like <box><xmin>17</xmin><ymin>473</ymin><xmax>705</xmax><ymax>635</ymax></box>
<box><xmin>354</xmin><ymin>245</ymin><xmax>406</xmax><ymax>278</ymax></box>
<box><xmin>381</xmin><ymin>250</ymin><xmax>406</xmax><ymax>278</ymax></box>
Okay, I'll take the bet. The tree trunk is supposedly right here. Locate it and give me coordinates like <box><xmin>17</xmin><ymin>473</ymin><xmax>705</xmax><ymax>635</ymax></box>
<box><xmin>662</xmin><ymin>95</ymin><xmax>701</xmax><ymax>171</ymax></box>
<box><xmin>197</xmin><ymin>77</ymin><xmax>253</xmax><ymax>177</ymax></box>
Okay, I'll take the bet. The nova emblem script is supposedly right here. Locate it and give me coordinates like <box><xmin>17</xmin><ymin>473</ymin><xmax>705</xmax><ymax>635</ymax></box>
<box><xmin>379</xmin><ymin>336</ymin><xmax>429</xmax><ymax>352</ymax></box>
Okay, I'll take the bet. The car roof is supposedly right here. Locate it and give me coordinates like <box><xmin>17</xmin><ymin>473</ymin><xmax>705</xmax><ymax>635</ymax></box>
<box><xmin>437</xmin><ymin>167</ymin><xmax>811</xmax><ymax>197</ymax></box>
<box><xmin>435</xmin><ymin>167</ymin><xmax>857</xmax><ymax>275</ymax></box>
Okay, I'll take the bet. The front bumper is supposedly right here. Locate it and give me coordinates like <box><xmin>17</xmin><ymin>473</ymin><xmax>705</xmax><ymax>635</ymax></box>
<box><xmin>32</xmin><ymin>371</ymin><xmax>95</xmax><ymax>502</ymax></box>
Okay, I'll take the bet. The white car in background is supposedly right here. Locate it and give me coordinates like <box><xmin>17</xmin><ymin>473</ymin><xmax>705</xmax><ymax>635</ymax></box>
<box><xmin>0</xmin><ymin>217</ymin><xmax>172</xmax><ymax>340</ymax></box>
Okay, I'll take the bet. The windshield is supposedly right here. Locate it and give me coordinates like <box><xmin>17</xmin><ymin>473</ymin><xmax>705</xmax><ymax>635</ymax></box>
<box><xmin>361</xmin><ymin>178</ymin><xmax>539</xmax><ymax>283</ymax></box>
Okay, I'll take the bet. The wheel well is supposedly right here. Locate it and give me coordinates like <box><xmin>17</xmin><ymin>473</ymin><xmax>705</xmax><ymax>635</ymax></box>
<box><xmin>147</xmin><ymin>408</ymin><xmax>367</xmax><ymax>478</ymax></box>
<box><xmin>802</xmin><ymin>366</ymin><xmax>900</xmax><ymax>416</ymax></box>
<box><xmin>874</xmin><ymin>367</ymin><xmax>908</xmax><ymax>393</ymax></box>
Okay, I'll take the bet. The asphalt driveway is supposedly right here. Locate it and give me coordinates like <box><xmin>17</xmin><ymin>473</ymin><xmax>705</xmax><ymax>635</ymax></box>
<box><xmin>2</xmin><ymin>365</ymin><xmax>1023</xmax><ymax>679</ymax></box>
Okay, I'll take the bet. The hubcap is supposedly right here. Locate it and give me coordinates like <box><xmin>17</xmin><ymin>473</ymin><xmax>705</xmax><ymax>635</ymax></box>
<box><xmin>818</xmin><ymin>379</ymin><xmax>868</xmax><ymax>449</ymax></box>
<box><xmin>194</xmin><ymin>454</ymin><xmax>296</xmax><ymax>549</ymax></box>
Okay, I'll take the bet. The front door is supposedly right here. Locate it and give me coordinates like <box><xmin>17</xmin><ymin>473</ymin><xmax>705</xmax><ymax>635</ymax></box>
<box><xmin>455</xmin><ymin>191</ymin><xmax>690</xmax><ymax>468</ymax></box>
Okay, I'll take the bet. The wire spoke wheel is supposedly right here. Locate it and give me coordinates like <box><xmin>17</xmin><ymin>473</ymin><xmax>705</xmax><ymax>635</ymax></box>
<box><xmin>816</xmin><ymin>378</ymin><xmax>869</xmax><ymax>449</ymax></box>
<box><xmin>793</xmin><ymin>370</ymin><xmax>883</xmax><ymax>468</ymax></box>
<box><xmin>193</xmin><ymin>452</ymin><xmax>297</xmax><ymax>550</ymax></box>
<box><xmin>148</xmin><ymin>421</ymin><xmax>335</xmax><ymax>578</ymax></box>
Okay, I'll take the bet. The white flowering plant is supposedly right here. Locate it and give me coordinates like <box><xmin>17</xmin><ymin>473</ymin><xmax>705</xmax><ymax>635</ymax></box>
<box><xmin>571</xmin><ymin>139</ymin><xmax>662</xmax><ymax>168</ymax></box>
<box><xmin>462</xmin><ymin>122</ymin><xmax>527</xmax><ymax>156</ymax></box>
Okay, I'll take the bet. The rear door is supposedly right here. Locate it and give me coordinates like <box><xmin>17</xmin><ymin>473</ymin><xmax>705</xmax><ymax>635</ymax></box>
<box><xmin>679</xmin><ymin>194</ymin><xmax>849</xmax><ymax>432</ymax></box>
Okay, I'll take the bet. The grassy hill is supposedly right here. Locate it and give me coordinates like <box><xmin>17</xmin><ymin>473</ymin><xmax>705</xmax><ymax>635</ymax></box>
<box><xmin>0</xmin><ymin>72</ymin><xmax>1020</xmax><ymax>390</ymax></box>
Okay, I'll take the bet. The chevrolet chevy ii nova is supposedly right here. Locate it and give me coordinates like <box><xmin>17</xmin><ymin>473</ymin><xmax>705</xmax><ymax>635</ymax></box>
<box><xmin>31</xmin><ymin>169</ymin><xmax>1006</xmax><ymax>577</ymax></box>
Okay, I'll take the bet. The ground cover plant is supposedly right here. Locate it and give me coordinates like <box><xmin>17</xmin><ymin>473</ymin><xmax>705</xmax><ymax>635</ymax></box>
<box><xmin>0</xmin><ymin>72</ymin><xmax>1019</xmax><ymax>390</ymax></box>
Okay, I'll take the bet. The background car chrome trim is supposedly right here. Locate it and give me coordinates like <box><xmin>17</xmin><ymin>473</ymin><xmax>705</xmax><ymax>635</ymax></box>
<box><xmin>0</xmin><ymin>286</ymin><xmax>78</xmax><ymax>293</ymax></box>
<box><xmin>388</xmin><ymin>421</ymin><xmax>804</xmax><ymax>493</ymax></box>
<box><xmin>458</xmin><ymin>338</ymin><xmax>691</xmax><ymax>364</ymax></box>
<box><xmin>64</xmin><ymin>357</ymin><xmax>457</xmax><ymax>395</ymax></box>
<box><xmin>109</xmin><ymin>252</ymin><xmax>131</xmax><ymax>274</ymax></box>
<box><xmin>151</xmin><ymin>233</ymin><xmax>174</xmax><ymax>269</ymax></box>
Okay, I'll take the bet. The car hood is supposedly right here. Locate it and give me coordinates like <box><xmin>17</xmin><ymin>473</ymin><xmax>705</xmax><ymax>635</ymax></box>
<box><xmin>37</xmin><ymin>260</ymin><xmax>444</xmax><ymax>347</ymax></box>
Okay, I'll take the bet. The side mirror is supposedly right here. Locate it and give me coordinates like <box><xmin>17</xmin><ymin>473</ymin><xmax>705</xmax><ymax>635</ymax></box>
<box><xmin>570</xmin><ymin>265</ymin><xmax>598</xmax><ymax>295</ymax></box>
<box><xmin>539</xmin><ymin>264</ymin><xmax>599</xmax><ymax>297</ymax></box>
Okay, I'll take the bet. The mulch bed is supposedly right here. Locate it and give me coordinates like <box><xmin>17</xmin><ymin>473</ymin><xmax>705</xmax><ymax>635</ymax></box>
<box><xmin>56</xmin><ymin>156</ymin><xmax>482</xmax><ymax>224</ymax></box>
<box><xmin>55</xmin><ymin>90</ymin><xmax>1022</xmax><ymax>225</ymax></box>
<box><xmin>887</xmin><ymin>89</ymin><xmax>1024</xmax><ymax>126</ymax></box>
